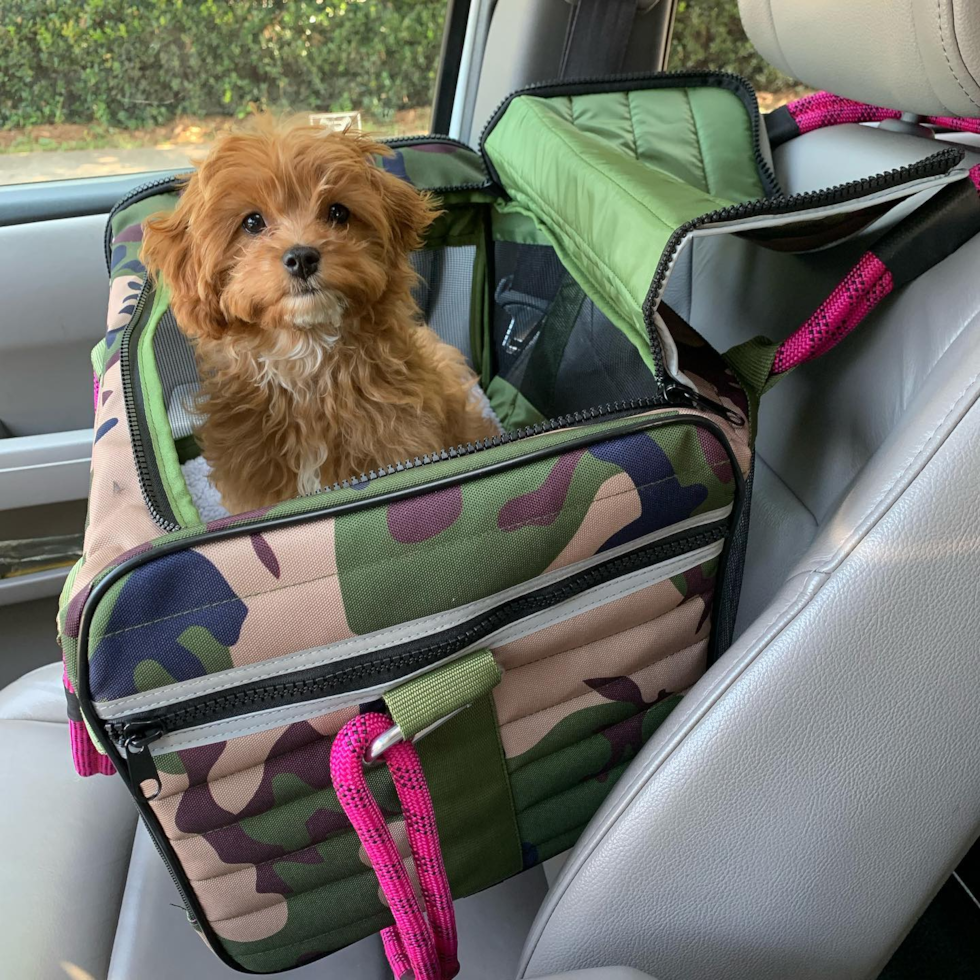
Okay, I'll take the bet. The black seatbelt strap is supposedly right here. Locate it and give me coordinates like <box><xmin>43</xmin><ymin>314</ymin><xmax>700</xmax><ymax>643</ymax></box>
<box><xmin>559</xmin><ymin>0</ymin><xmax>638</xmax><ymax>79</ymax></box>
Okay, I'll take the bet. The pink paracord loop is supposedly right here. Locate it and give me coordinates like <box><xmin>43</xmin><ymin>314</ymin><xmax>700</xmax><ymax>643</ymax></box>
<box><xmin>330</xmin><ymin>712</ymin><xmax>458</xmax><ymax>980</ymax></box>
<box><xmin>769</xmin><ymin>164</ymin><xmax>980</xmax><ymax>378</ymax></box>
<box><xmin>771</xmin><ymin>253</ymin><xmax>893</xmax><ymax>375</ymax></box>
<box><xmin>64</xmin><ymin>669</ymin><xmax>115</xmax><ymax>777</ymax></box>
<box><xmin>63</xmin><ymin>379</ymin><xmax>117</xmax><ymax>777</ymax></box>
<box><xmin>785</xmin><ymin>91</ymin><xmax>980</xmax><ymax>136</ymax></box>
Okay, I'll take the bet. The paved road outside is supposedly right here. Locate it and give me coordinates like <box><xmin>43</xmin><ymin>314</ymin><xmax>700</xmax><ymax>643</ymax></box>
<box><xmin>0</xmin><ymin>146</ymin><xmax>210</xmax><ymax>185</ymax></box>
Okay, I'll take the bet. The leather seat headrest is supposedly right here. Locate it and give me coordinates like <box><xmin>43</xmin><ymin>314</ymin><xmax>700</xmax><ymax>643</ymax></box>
<box><xmin>739</xmin><ymin>0</ymin><xmax>980</xmax><ymax>118</ymax></box>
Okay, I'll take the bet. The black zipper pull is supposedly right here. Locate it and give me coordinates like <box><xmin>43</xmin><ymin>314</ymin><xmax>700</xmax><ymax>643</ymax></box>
<box><xmin>121</xmin><ymin>726</ymin><xmax>164</xmax><ymax>800</ymax></box>
<box><xmin>663</xmin><ymin>383</ymin><xmax>745</xmax><ymax>427</ymax></box>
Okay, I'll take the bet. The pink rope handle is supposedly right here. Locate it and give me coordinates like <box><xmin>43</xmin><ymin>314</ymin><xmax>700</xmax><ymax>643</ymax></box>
<box><xmin>784</xmin><ymin>91</ymin><xmax>980</xmax><ymax>136</ymax></box>
<box><xmin>60</xmin><ymin>372</ymin><xmax>118</xmax><ymax>777</ymax></box>
<box><xmin>330</xmin><ymin>712</ymin><xmax>458</xmax><ymax>980</ymax></box>
<box><xmin>771</xmin><ymin>252</ymin><xmax>893</xmax><ymax>375</ymax></box>
<box><xmin>63</xmin><ymin>669</ymin><xmax>116</xmax><ymax>777</ymax></box>
<box><xmin>771</xmin><ymin>165</ymin><xmax>980</xmax><ymax>376</ymax></box>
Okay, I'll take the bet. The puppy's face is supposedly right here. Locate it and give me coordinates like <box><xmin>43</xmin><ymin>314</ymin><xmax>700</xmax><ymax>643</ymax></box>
<box><xmin>142</xmin><ymin>120</ymin><xmax>437</xmax><ymax>344</ymax></box>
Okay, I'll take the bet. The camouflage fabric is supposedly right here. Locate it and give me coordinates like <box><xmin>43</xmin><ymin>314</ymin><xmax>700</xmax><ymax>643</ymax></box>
<box><xmin>136</xmin><ymin>546</ymin><xmax>720</xmax><ymax>971</ymax></box>
<box><xmin>59</xmin><ymin>112</ymin><xmax>757</xmax><ymax>975</ymax></box>
<box><xmin>63</xmin><ymin>383</ymin><xmax>745</xmax><ymax>972</ymax></box>
<box><xmin>59</xmin><ymin>265</ymin><xmax>749</xmax><ymax>973</ymax></box>
<box><xmin>378</xmin><ymin>139</ymin><xmax>492</xmax><ymax>197</ymax></box>
<box><xmin>496</xmin><ymin>559</ymin><xmax>716</xmax><ymax>864</ymax></box>
<box><xmin>78</xmin><ymin>415</ymin><xmax>741</xmax><ymax>702</ymax></box>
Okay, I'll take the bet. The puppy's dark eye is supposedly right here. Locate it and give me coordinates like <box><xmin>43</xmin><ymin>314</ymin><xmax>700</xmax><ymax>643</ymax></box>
<box><xmin>327</xmin><ymin>203</ymin><xmax>350</xmax><ymax>225</ymax></box>
<box><xmin>242</xmin><ymin>212</ymin><xmax>266</xmax><ymax>235</ymax></box>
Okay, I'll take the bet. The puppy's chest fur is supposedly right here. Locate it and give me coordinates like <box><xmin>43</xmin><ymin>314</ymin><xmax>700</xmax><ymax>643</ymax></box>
<box><xmin>194</xmin><ymin>323</ymin><xmax>488</xmax><ymax>513</ymax></box>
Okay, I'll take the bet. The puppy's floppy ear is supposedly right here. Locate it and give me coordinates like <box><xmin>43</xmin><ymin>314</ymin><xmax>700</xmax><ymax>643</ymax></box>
<box><xmin>368</xmin><ymin>163</ymin><xmax>441</xmax><ymax>256</ymax></box>
<box><xmin>141</xmin><ymin>175</ymin><xmax>227</xmax><ymax>340</ymax></box>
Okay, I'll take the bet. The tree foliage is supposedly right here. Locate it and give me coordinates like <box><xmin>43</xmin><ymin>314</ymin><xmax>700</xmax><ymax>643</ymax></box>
<box><xmin>1</xmin><ymin>0</ymin><xmax>447</xmax><ymax>128</ymax></box>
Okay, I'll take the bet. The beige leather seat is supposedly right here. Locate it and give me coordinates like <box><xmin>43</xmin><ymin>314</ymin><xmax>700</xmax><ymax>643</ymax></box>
<box><xmin>3</xmin><ymin>1</ymin><xmax>980</xmax><ymax>978</ymax></box>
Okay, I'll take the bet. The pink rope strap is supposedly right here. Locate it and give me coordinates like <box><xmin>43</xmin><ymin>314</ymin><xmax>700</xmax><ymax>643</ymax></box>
<box><xmin>771</xmin><ymin>252</ymin><xmax>893</xmax><ymax>375</ymax></box>
<box><xmin>771</xmin><ymin>163</ymin><xmax>980</xmax><ymax>376</ymax></box>
<box><xmin>784</xmin><ymin>91</ymin><xmax>980</xmax><ymax>136</ymax></box>
<box><xmin>60</xmin><ymin>372</ymin><xmax>117</xmax><ymax>777</ymax></box>
<box><xmin>330</xmin><ymin>712</ymin><xmax>458</xmax><ymax>980</ymax></box>
<box><xmin>64</xmin><ymin>669</ymin><xmax>115</xmax><ymax>777</ymax></box>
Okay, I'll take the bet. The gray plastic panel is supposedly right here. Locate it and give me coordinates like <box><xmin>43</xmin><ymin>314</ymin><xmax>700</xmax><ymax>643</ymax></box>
<box><xmin>0</xmin><ymin>170</ymin><xmax>177</xmax><ymax>227</ymax></box>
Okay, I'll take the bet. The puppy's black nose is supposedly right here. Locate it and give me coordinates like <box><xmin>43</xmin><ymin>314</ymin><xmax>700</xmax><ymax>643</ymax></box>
<box><xmin>282</xmin><ymin>246</ymin><xmax>320</xmax><ymax>279</ymax></box>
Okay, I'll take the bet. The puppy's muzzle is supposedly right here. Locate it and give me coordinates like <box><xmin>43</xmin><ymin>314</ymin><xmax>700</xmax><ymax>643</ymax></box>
<box><xmin>282</xmin><ymin>246</ymin><xmax>320</xmax><ymax>280</ymax></box>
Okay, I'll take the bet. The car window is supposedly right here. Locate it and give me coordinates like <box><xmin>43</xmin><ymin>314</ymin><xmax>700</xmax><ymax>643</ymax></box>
<box><xmin>670</xmin><ymin>0</ymin><xmax>809</xmax><ymax>111</ymax></box>
<box><xmin>0</xmin><ymin>0</ymin><xmax>449</xmax><ymax>187</ymax></box>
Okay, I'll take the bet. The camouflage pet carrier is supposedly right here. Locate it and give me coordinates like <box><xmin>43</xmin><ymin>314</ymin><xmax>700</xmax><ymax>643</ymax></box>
<box><xmin>59</xmin><ymin>73</ymin><xmax>980</xmax><ymax>976</ymax></box>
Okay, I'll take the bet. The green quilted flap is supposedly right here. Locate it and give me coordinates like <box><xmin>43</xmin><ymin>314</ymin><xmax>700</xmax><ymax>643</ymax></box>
<box><xmin>482</xmin><ymin>75</ymin><xmax>768</xmax><ymax>376</ymax></box>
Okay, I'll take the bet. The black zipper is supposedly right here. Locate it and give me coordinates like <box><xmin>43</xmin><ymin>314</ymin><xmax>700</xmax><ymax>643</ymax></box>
<box><xmin>104</xmin><ymin>174</ymin><xmax>187</xmax><ymax>273</ymax></box>
<box><xmin>123</xmin><ymin>728</ymin><xmax>166</xmax><ymax>800</ymax></box>
<box><xmin>641</xmin><ymin>145</ymin><xmax>966</xmax><ymax>324</ymax></box>
<box><xmin>105</xmin><ymin>520</ymin><xmax>727</xmax><ymax>764</ymax></box>
<box><xmin>118</xmin><ymin>279</ymin><xmax>181</xmax><ymax>532</ymax></box>
<box><xmin>301</xmin><ymin>387</ymin><xmax>741</xmax><ymax>496</ymax></box>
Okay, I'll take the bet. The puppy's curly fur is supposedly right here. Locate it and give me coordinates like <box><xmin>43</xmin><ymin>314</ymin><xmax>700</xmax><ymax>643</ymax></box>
<box><xmin>141</xmin><ymin>118</ymin><xmax>497</xmax><ymax>514</ymax></box>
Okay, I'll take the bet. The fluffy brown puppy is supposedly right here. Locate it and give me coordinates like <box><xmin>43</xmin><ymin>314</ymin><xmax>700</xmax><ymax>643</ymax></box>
<box><xmin>141</xmin><ymin>118</ymin><xmax>497</xmax><ymax>514</ymax></box>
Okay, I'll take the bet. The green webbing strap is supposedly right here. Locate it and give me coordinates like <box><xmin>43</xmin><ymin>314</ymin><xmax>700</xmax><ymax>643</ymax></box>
<box><xmin>416</xmin><ymin>695</ymin><xmax>523</xmax><ymax>895</ymax></box>
<box><xmin>723</xmin><ymin>335</ymin><xmax>781</xmax><ymax>403</ymax></box>
<box><xmin>382</xmin><ymin>647</ymin><xmax>522</xmax><ymax>893</ymax></box>
<box><xmin>383</xmin><ymin>649</ymin><xmax>502</xmax><ymax>741</ymax></box>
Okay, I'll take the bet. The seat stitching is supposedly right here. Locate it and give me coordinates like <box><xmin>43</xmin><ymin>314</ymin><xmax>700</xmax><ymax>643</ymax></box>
<box><xmin>681</xmin><ymin>88</ymin><xmax>710</xmax><ymax>195</ymax></box>
<box><xmin>800</xmin><ymin>359</ymin><xmax>980</xmax><ymax>574</ymax></box>
<box><xmin>937</xmin><ymin>0</ymin><xmax>980</xmax><ymax>109</ymax></box>
<box><xmin>761</xmin><ymin>0</ymin><xmax>793</xmax><ymax>75</ymax></box>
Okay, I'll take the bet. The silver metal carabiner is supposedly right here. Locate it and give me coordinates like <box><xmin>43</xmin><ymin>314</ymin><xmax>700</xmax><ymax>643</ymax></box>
<box><xmin>365</xmin><ymin>704</ymin><xmax>470</xmax><ymax>765</ymax></box>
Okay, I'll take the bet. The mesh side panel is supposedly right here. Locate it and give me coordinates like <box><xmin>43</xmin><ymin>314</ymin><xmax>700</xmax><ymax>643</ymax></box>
<box><xmin>550</xmin><ymin>299</ymin><xmax>660</xmax><ymax>413</ymax></box>
<box><xmin>152</xmin><ymin>308</ymin><xmax>202</xmax><ymax>440</ymax></box>
<box><xmin>491</xmin><ymin>242</ymin><xmax>658</xmax><ymax>420</ymax></box>
<box><xmin>492</xmin><ymin>243</ymin><xmax>566</xmax><ymax>381</ymax></box>
<box><xmin>411</xmin><ymin>246</ymin><xmax>475</xmax><ymax>365</ymax></box>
